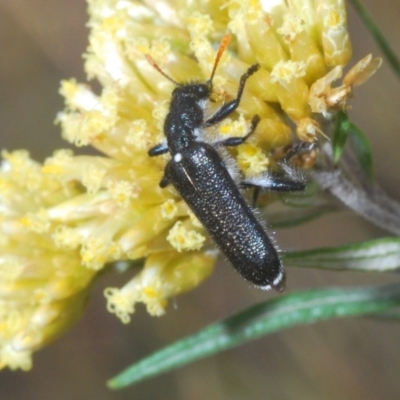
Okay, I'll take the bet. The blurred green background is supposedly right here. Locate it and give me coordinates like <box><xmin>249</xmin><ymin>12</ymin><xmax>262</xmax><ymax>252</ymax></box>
<box><xmin>1</xmin><ymin>1</ymin><xmax>400</xmax><ymax>399</ymax></box>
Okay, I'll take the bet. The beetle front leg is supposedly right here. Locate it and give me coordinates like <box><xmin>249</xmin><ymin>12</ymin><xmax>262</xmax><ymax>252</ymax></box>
<box><xmin>204</xmin><ymin>64</ymin><xmax>259</xmax><ymax>128</ymax></box>
<box><xmin>148</xmin><ymin>143</ymin><xmax>169</xmax><ymax>157</ymax></box>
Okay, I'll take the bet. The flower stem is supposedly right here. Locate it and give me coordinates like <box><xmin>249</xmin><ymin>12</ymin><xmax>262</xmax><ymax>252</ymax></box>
<box><xmin>314</xmin><ymin>167</ymin><xmax>400</xmax><ymax>235</ymax></box>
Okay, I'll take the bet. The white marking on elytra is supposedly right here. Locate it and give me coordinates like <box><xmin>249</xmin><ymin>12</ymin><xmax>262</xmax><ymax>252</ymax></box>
<box><xmin>259</xmin><ymin>283</ymin><xmax>272</xmax><ymax>291</ymax></box>
<box><xmin>258</xmin><ymin>270</ymin><xmax>284</xmax><ymax>291</ymax></box>
<box><xmin>174</xmin><ymin>153</ymin><xmax>182</xmax><ymax>162</ymax></box>
<box><xmin>273</xmin><ymin>271</ymin><xmax>284</xmax><ymax>287</ymax></box>
<box><xmin>180</xmin><ymin>164</ymin><xmax>195</xmax><ymax>189</ymax></box>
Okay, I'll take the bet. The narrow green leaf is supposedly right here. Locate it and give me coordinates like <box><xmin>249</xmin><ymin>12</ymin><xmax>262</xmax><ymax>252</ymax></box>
<box><xmin>108</xmin><ymin>283</ymin><xmax>400</xmax><ymax>389</ymax></box>
<box><xmin>333</xmin><ymin>111</ymin><xmax>350</xmax><ymax>163</ymax></box>
<box><xmin>284</xmin><ymin>237</ymin><xmax>400</xmax><ymax>272</ymax></box>
<box><xmin>350</xmin><ymin>0</ymin><xmax>400</xmax><ymax>80</ymax></box>
<box><xmin>349</xmin><ymin>122</ymin><xmax>374</xmax><ymax>180</ymax></box>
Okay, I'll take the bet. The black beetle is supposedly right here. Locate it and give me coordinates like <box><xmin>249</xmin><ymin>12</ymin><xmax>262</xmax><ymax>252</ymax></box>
<box><xmin>147</xmin><ymin>35</ymin><xmax>306</xmax><ymax>291</ymax></box>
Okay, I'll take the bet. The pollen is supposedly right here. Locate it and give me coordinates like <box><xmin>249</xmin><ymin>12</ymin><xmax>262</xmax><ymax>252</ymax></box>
<box><xmin>185</xmin><ymin>12</ymin><xmax>214</xmax><ymax>38</ymax></box>
<box><xmin>326</xmin><ymin>10</ymin><xmax>344</xmax><ymax>29</ymax></box>
<box><xmin>102</xmin><ymin>14</ymin><xmax>125</xmax><ymax>36</ymax></box>
<box><xmin>57</xmin><ymin>95</ymin><xmax>118</xmax><ymax>147</ymax></box>
<box><xmin>80</xmin><ymin>237</ymin><xmax>122</xmax><ymax>270</ymax></box>
<box><xmin>104</xmin><ymin>287</ymin><xmax>135</xmax><ymax>324</ymax></box>
<box><xmin>20</xmin><ymin>210</ymin><xmax>50</xmax><ymax>234</ymax></box>
<box><xmin>80</xmin><ymin>111</ymin><xmax>115</xmax><ymax>144</ymax></box>
<box><xmin>144</xmin><ymin>294</ymin><xmax>167</xmax><ymax>317</ymax></box>
<box><xmin>219</xmin><ymin>115</ymin><xmax>248</xmax><ymax>138</ymax></box>
<box><xmin>278</xmin><ymin>14</ymin><xmax>304</xmax><ymax>42</ymax></box>
<box><xmin>236</xmin><ymin>143</ymin><xmax>270</xmax><ymax>176</ymax></box>
<box><xmin>167</xmin><ymin>221</ymin><xmax>206</xmax><ymax>252</ymax></box>
<box><xmin>104</xmin><ymin>251</ymin><xmax>215</xmax><ymax>322</ymax></box>
<box><xmin>81</xmin><ymin>164</ymin><xmax>107</xmax><ymax>194</ymax></box>
<box><xmin>59</xmin><ymin>79</ymin><xmax>79</xmax><ymax>107</ymax></box>
<box><xmin>160</xmin><ymin>199</ymin><xmax>178</xmax><ymax>220</ymax></box>
<box><xmin>317</xmin><ymin>3</ymin><xmax>351</xmax><ymax>67</ymax></box>
<box><xmin>0</xmin><ymin>345</ymin><xmax>33</xmax><ymax>371</ymax></box>
<box><xmin>143</xmin><ymin>286</ymin><xmax>157</xmax><ymax>298</ymax></box>
<box><xmin>42</xmin><ymin>149</ymin><xmax>74</xmax><ymax>175</ymax></box>
<box><xmin>270</xmin><ymin>60</ymin><xmax>306</xmax><ymax>85</ymax></box>
<box><xmin>52</xmin><ymin>226</ymin><xmax>81</xmax><ymax>250</ymax></box>
<box><xmin>1</xmin><ymin>150</ymin><xmax>42</xmax><ymax>192</ymax></box>
<box><xmin>132</xmin><ymin>37</ymin><xmax>150</xmax><ymax>55</ymax></box>
<box><xmin>107</xmin><ymin>179</ymin><xmax>140</xmax><ymax>207</ymax></box>
<box><xmin>60</xmin><ymin>79</ymin><xmax>98</xmax><ymax>111</ymax></box>
<box><xmin>228</xmin><ymin>0</ymin><xmax>264</xmax><ymax>26</ymax></box>
<box><xmin>126</xmin><ymin>119</ymin><xmax>151</xmax><ymax>150</ymax></box>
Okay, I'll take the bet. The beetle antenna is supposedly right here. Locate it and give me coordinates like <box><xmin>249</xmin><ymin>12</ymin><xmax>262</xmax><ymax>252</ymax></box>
<box><xmin>145</xmin><ymin>54</ymin><xmax>181</xmax><ymax>86</ymax></box>
<box><xmin>207</xmin><ymin>34</ymin><xmax>231</xmax><ymax>89</ymax></box>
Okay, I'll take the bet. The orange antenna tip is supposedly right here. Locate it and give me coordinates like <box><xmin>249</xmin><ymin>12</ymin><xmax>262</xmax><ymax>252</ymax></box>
<box><xmin>208</xmin><ymin>34</ymin><xmax>232</xmax><ymax>86</ymax></box>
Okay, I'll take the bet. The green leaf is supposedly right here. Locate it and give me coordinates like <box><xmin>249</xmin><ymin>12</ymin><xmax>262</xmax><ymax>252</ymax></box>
<box><xmin>284</xmin><ymin>237</ymin><xmax>400</xmax><ymax>272</ymax></box>
<box><xmin>108</xmin><ymin>282</ymin><xmax>400</xmax><ymax>389</ymax></box>
<box><xmin>333</xmin><ymin>110</ymin><xmax>350</xmax><ymax>163</ymax></box>
<box><xmin>349</xmin><ymin>122</ymin><xmax>374</xmax><ymax>180</ymax></box>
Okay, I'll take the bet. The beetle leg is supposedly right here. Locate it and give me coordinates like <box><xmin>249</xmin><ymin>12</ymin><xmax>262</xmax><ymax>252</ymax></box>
<box><xmin>203</xmin><ymin>64</ymin><xmax>259</xmax><ymax>127</ymax></box>
<box><xmin>217</xmin><ymin>115</ymin><xmax>260</xmax><ymax>147</ymax></box>
<box><xmin>244</xmin><ymin>164</ymin><xmax>306</xmax><ymax>206</ymax></box>
<box><xmin>283</xmin><ymin>141</ymin><xmax>317</xmax><ymax>162</ymax></box>
<box><xmin>159</xmin><ymin>174</ymin><xmax>170</xmax><ymax>188</ymax></box>
<box><xmin>149</xmin><ymin>143</ymin><xmax>169</xmax><ymax>157</ymax></box>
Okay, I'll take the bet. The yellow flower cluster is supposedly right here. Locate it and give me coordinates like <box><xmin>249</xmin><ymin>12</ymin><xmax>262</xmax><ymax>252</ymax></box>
<box><xmin>0</xmin><ymin>150</ymin><xmax>95</xmax><ymax>370</ymax></box>
<box><xmin>0</xmin><ymin>0</ymin><xmax>381</xmax><ymax>370</ymax></box>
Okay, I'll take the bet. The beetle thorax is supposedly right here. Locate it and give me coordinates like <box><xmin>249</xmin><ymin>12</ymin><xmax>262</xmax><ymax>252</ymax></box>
<box><xmin>164</xmin><ymin>83</ymin><xmax>209</xmax><ymax>153</ymax></box>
